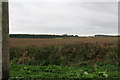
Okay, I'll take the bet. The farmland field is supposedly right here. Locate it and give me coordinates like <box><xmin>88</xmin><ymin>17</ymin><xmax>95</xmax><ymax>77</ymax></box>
<box><xmin>9</xmin><ymin>37</ymin><xmax>118</xmax><ymax>47</ymax></box>
<box><xmin>9</xmin><ymin>37</ymin><xmax>119</xmax><ymax>79</ymax></box>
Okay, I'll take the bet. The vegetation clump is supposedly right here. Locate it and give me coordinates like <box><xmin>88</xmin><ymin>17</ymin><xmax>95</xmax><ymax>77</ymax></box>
<box><xmin>9</xmin><ymin>39</ymin><xmax>119</xmax><ymax>79</ymax></box>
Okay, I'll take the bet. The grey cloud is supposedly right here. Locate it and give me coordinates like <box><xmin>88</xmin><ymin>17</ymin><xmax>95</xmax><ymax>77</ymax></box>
<box><xmin>9</xmin><ymin>2</ymin><xmax>118</xmax><ymax>36</ymax></box>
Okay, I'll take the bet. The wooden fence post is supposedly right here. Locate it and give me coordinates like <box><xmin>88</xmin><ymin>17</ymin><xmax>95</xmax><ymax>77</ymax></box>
<box><xmin>0</xmin><ymin>1</ymin><xmax>9</xmax><ymax>80</ymax></box>
<box><xmin>0</xmin><ymin>2</ymin><xmax>2</xmax><ymax>80</ymax></box>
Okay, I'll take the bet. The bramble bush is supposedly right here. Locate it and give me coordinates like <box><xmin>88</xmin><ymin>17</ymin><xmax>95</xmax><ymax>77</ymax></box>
<box><xmin>9</xmin><ymin>42</ymin><xmax>119</xmax><ymax>79</ymax></box>
<box><xmin>10</xmin><ymin>42</ymin><xmax>118</xmax><ymax>66</ymax></box>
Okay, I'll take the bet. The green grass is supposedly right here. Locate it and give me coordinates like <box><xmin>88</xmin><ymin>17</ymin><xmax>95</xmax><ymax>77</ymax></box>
<box><xmin>9</xmin><ymin>60</ymin><xmax>119</xmax><ymax>80</ymax></box>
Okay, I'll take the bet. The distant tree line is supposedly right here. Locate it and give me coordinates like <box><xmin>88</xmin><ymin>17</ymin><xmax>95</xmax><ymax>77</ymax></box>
<box><xmin>94</xmin><ymin>35</ymin><xmax>120</xmax><ymax>37</ymax></box>
<box><xmin>9</xmin><ymin>34</ymin><xmax>79</xmax><ymax>38</ymax></box>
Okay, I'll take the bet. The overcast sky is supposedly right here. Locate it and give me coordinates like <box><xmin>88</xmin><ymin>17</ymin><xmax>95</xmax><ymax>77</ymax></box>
<box><xmin>9</xmin><ymin>1</ymin><xmax>118</xmax><ymax>36</ymax></box>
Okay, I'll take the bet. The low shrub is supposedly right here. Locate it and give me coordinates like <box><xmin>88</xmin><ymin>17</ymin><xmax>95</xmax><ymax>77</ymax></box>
<box><xmin>10</xmin><ymin>42</ymin><xmax>118</xmax><ymax>66</ymax></box>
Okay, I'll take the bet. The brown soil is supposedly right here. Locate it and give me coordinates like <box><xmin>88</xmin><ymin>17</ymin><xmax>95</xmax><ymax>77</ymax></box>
<box><xmin>9</xmin><ymin>37</ymin><xmax>118</xmax><ymax>47</ymax></box>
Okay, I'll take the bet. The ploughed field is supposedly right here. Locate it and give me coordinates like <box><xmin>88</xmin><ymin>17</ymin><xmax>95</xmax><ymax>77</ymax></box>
<box><xmin>9</xmin><ymin>37</ymin><xmax>119</xmax><ymax>79</ymax></box>
<box><xmin>9</xmin><ymin>37</ymin><xmax>118</xmax><ymax>47</ymax></box>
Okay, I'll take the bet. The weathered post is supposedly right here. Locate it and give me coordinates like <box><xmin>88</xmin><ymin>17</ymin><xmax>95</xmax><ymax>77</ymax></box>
<box><xmin>0</xmin><ymin>2</ymin><xmax>2</xmax><ymax>79</ymax></box>
<box><xmin>0</xmin><ymin>1</ymin><xmax>9</xmax><ymax>80</ymax></box>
